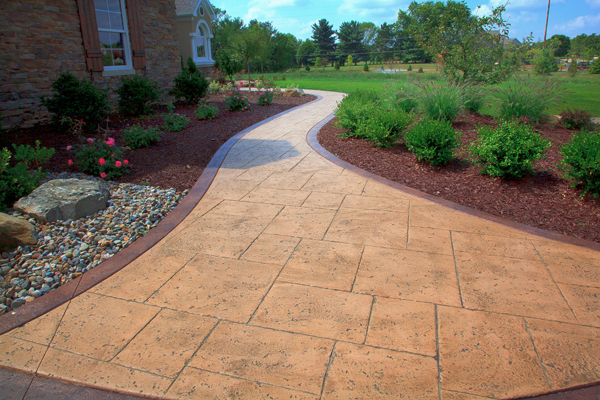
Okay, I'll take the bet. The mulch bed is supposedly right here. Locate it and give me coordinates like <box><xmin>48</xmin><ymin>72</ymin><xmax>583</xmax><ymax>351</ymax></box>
<box><xmin>3</xmin><ymin>92</ymin><xmax>315</xmax><ymax>192</ymax></box>
<box><xmin>318</xmin><ymin>112</ymin><xmax>600</xmax><ymax>244</ymax></box>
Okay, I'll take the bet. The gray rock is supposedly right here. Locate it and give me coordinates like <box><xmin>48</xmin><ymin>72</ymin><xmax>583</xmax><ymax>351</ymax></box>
<box><xmin>14</xmin><ymin>179</ymin><xmax>109</xmax><ymax>223</ymax></box>
<box><xmin>0</xmin><ymin>213</ymin><xmax>38</xmax><ymax>251</ymax></box>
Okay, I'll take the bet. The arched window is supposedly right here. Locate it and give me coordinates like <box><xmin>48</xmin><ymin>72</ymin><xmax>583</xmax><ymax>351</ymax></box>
<box><xmin>192</xmin><ymin>20</ymin><xmax>213</xmax><ymax>63</ymax></box>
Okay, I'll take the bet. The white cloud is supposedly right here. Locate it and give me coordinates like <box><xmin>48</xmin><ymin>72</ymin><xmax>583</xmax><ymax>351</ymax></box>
<box><xmin>586</xmin><ymin>0</ymin><xmax>600</xmax><ymax>7</ymax></box>
<box><xmin>244</xmin><ymin>0</ymin><xmax>297</xmax><ymax>22</ymax></box>
<box><xmin>337</xmin><ymin>0</ymin><xmax>412</xmax><ymax>20</ymax></box>
<box><xmin>486</xmin><ymin>0</ymin><xmax>564</xmax><ymax>10</ymax></box>
<box><xmin>553</xmin><ymin>12</ymin><xmax>600</xmax><ymax>31</ymax></box>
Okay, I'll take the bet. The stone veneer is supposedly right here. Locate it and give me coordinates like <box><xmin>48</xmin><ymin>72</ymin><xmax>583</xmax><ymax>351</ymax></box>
<box><xmin>0</xmin><ymin>0</ymin><xmax>182</xmax><ymax>130</ymax></box>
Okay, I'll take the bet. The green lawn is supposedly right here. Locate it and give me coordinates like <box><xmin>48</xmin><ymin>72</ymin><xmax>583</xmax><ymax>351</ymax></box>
<box><xmin>259</xmin><ymin>66</ymin><xmax>600</xmax><ymax>117</ymax></box>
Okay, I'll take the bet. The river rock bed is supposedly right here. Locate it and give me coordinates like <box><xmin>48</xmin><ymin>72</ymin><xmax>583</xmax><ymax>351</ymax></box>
<box><xmin>0</xmin><ymin>173</ymin><xmax>188</xmax><ymax>315</ymax></box>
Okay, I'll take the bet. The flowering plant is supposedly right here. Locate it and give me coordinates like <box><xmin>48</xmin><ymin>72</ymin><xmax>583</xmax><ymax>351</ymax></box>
<box><xmin>68</xmin><ymin>136</ymin><xmax>130</xmax><ymax>180</ymax></box>
<box><xmin>257</xmin><ymin>91</ymin><xmax>274</xmax><ymax>106</ymax></box>
<box><xmin>225</xmin><ymin>92</ymin><xmax>249</xmax><ymax>111</ymax></box>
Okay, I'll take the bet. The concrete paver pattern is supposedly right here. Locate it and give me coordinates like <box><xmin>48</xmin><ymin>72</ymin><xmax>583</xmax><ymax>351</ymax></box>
<box><xmin>1</xmin><ymin>90</ymin><xmax>599</xmax><ymax>399</ymax></box>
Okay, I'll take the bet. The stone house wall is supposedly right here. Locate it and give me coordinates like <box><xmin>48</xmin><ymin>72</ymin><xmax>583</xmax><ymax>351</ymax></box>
<box><xmin>0</xmin><ymin>0</ymin><xmax>182</xmax><ymax>131</ymax></box>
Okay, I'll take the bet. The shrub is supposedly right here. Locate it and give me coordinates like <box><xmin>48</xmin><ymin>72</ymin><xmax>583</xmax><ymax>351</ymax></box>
<box><xmin>560</xmin><ymin>130</ymin><xmax>600</xmax><ymax>197</ymax></box>
<box><xmin>70</xmin><ymin>137</ymin><xmax>129</xmax><ymax>180</ymax></box>
<box><xmin>407</xmin><ymin>64</ymin><xmax>413</xmax><ymax>71</ymax></box>
<box><xmin>334</xmin><ymin>91</ymin><xmax>380</xmax><ymax>134</ymax></box>
<box><xmin>470</xmin><ymin>120</ymin><xmax>551</xmax><ymax>179</ymax></box>
<box><xmin>334</xmin><ymin>62</ymin><xmax>340</xmax><ymax>70</ymax></box>
<box><xmin>560</xmin><ymin>109</ymin><xmax>592</xmax><ymax>130</ymax></box>
<box><xmin>257</xmin><ymin>92</ymin><xmax>274</xmax><ymax>106</ymax></box>
<box><xmin>414</xmin><ymin>82</ymin><xmax>464</xmax><ymax>122</ymax></box>
<box><xmin>462</xmin><ymin>86</ymin><xmax>486</xmax><ymax>113</ymax></box>
<box><xmin>219</xmin><ymin>82</ymin><xmax>234</xmax><ymax>93</ymax></box>
<box><xmin>382</xmin><ymin>81</ymin><xmax>419</xmax><ymax>113</ymax></box>
<box><xmin>0</xmin><ymin>141</ymin><xmax>55</xmax><ymax>211</ymax></box>
<box><xmin>567</xmin><ymin>59</ymin><xmax>578</xmax><ymax>78</ymax></box>
<box><xmin>493</xmin><ymin>77</ymin><xmax>562</xmax><ymax>123</ymax></box>
<box><xmin>162</xmin><ymin>113</ymin><xmax>190</xmax><ymax>132</ymax></box>
<box><xmin>116</xmin><ymin>75</ymin><xmax>160</xmax><ymax>117</ymax></box>
<box><xmin>305</xmin><ymin>65</ymin><xmax>310</xmax><ymax>71</ymax></box>
<box><xmin>418</xmin><ymin>67</ymin><xmax>424</xmax><ymax>73</ymax></box>
<box><xmin>170</xmin><ymin>57</ymin><xmax>209</xmax><ymax>104</ymax></box>
<box><xmin>589</xmin><ymin>58</ymin><xmax>600</xmax><ymax>74</ymax></box>
<box><xmin>215</xmin><ymin>50</ymin><xmax>243</xmax><ymax>81</ymax></box>
<box><xmin>208</xmin><ymin>81</ymin><xmax>221</xmax><ymax>95</ymax></box>
<box><xmin>122</xmin><ymin>125</ymin><xmax>162</xmax><ymax>149</ymax></box>
<box><xmin>225</xmin><ymin>92</ymin><xmax>249</xmax><ymax>111</ymax></box>
<box><xmin>533</xmin><ymin>49</ymin><xmax>559</xmax><ymax>75</ymax></box>
<box><xmin>195</xmin><ymin>102</ymin><xmax>219</xmax><ymax>120</ymax></box>
<box><xmin>405</xmin><ymin>119</ymin><xmax>461</xmax><ymax>166</ymax></box>
<box><xmin>356</xmin><ymin>108</ymin><xmax>414</xmax><ymax>148</ymax></box>
<box><xmin>42</xmin><ymin>72</ymin><xmax>110</xmax><ymax>133</ymax></box>
<box><xmin>363</xmin><ymin>62</ymin><xmax>369</xmax><ymax>72</ymax></box>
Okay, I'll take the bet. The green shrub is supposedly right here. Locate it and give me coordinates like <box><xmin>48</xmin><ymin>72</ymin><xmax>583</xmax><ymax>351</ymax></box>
<box><xmin>463</xmin><ymin>86</ymin><xmax>486</xmax><ymax>113</ymax></box>
<box><xmin>363</xmin><ymin>62</ymin><xmax>369</xmax><ymax>72</ymax></box>
<box><xmin>194</xmin><ymin>102</ymin><xmax>219</xmax><ymax>120</ymax></box>
<box><xmin>382</xmin><ymin>81</ymin><xmax>419</xmax><ymax>113</ymax></box>
<box><xmin>414</xmin><ymin>82</ymin><xmax>463</xmax><ymax>122</ymax></box>
<box><xmin>567</xmin><ymin>59</ymin><xmax>578</xmax><ymax>77</ymax></box>
<box><xmin>334</xmin><ymin>62</ymin><xmax>340</xmax><ymax>70</ymax></box>
<box><xmin>334</xmin><ymin>91</ymin><xmax>380</xmax><ymax>134</ymax></box>
<box><xmin>533</xmin><ymin>49</ymin><xmax>559</xmax><ymax>75</ymax></box>
<box><xmin>122</xmin><ymin>125</ymin><xmax>162</xmax><ymax>149</ymax></box>
<box><xmin>356</xmin><ymin>108</ymin><xmax>414</xmax><ymax>148</ymax></box>
<box><xmin>405</xmin><ymin>119</ymin><xmax>461</xmax><ymax>166</ymax></box>
<box><xmin>257</xmin><ymin>91</ymin><xmax>274</xmax><ymax>106</ymax></box>
<box><xmin>116</xmin><ymin>75</ymin><xmax>160</xmax><ymax>117</ymax></box>
<box><xmin>162</xmin><ymin>112</ymin><xmax>190</xmax><ymax>132</ymax></box>
<box><xmin>407</xmin><ymin>64</ymin><xmax>413</xmax><ymax>71</ymax></box>
<box><xmin>208</xmin><ymin>81</ymin><xmax>221</xmax><ymax>95</ymax></box>
<box><xmin>42</xmin><ymin>72</ymin><xmax>110</xmax><ymax>133</ymax></box>
<box><xmin>560</xmin><ymin>109</ymin><xmax>592</xmax><ymax>130</ymax></box>
<box><xmin>225</xmin><ymin>92</ymin><xmax>249</xmax><ymax>111</ymax></box>
<box><xmin>170</xmin><ymin>57</ymin><xmax>209</xmax><ymax>104</ymax></box>
<box><xmin>470</xmin><ymin>120</ymin><xmax>551</xmax><ymax>179</ymax></box>
<box><xmin>305</xmin><ymin>65</ymin><xmax>310</xmax><ymax>71</ymax></box>
<box><xmin>493</xmin><ymin>77</ymin><xmax>562</xmax><ymax>123</ymax></box>
<box><xmin>72</xmin><ymin>138</ymin><xmax>129</xmax><ymax>180</ymax></box>
<box><xmin>589</xmin><ymin>58</ymin><xmax>600</xmax><ymax>74</ymax></box>
<box><xmin>560</xmin><ymin>130</ymin><xmax>600</xmax><ymax>197</ymax></box>
<box><xmin>418</xmin><ymin>67</ymin><xmax>424</xmax><ymax>73</ymax></box>
<box><xmin>0</xmin><ymin>141</ymin><xmax>55</xmax><ymax>211</ymax></box>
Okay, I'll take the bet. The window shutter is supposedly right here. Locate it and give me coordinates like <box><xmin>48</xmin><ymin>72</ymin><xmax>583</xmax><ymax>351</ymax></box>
<box><xmin>126</xmin><ymin>0</ymin><xmax>146</xmax><ymax>69</ymax></box>
<box><xmin>76</xmin><ymin>0</ymin><xmax>104</xmax><ymax>72</ymax></box>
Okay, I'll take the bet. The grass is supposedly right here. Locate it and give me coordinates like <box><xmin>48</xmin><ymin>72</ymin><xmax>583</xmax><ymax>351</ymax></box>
<box><xmin>258</xmin><ymin>64</ymin><xmax>600</xmax><ymax>117</ymax></box>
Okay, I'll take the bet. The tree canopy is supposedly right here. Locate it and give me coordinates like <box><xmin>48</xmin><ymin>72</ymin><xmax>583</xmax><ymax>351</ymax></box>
<box><xmin>311</xmin><ymin>19</ymin><xmax>337</xmax><ymax>58</ymax></box>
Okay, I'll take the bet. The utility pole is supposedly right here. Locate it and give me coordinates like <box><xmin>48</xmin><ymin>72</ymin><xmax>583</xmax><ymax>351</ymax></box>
<box><xmin>543</xmin><ymin>0</ymin><xmax>551</xmax><ymax>49</ymax></box>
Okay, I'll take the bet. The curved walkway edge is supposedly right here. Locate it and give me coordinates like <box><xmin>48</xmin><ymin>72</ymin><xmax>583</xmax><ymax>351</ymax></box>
<box><xmin>0</xmin><ymin>95</ymin><xmax>324</xmax><ymax>336</ymax></box>
<box><xmin>0</xmin><ymin>90</ymin><xmax>599</xmax><ymax>400</ymax></box>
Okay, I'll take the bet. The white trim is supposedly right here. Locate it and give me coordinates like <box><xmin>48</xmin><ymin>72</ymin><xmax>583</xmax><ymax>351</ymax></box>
<box><xmin>192</xmin><ymin>0</ymin><xmax>216</xmax><ymax>19</ymax></box>
<box><xmin>102</xmin><ymin>68</ymin><xmax>136</xmax><ymax>77</ymax></box>
<box><xmin>95</xmin><ymin>0</ymin><xmax>133</xmax><ymax>71</ymax></box>
<box><xmin>192</xmin><ymin>19</ymin><xmax>214</xmax><ymax>64</ymax></box>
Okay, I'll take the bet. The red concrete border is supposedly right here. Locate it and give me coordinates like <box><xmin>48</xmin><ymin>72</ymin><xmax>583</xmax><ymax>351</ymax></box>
<box><xmin>0</xmin><ymin>95</ymin><xmax>323</xmax><ymax>336</ymax></box>
<box><xmin>307</xmin><ymin>114</ymin><xmax>600</xmax><ymax>253</ymax></box>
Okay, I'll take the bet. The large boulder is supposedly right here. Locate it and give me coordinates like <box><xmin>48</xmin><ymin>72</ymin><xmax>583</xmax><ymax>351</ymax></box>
<box><xmin>13</xmin><ymin>179</ymin><xmax>109</xmax><ymax>223</ymax></box>
<box><xmin>282</xmin><ymin>89</ymin><xmax>304</xmax><ymax>97</ymax></box>
<box><xmin>0</xmin><ymin>213</ymin><xmax>37</xmax><ymax>251</ymax></box>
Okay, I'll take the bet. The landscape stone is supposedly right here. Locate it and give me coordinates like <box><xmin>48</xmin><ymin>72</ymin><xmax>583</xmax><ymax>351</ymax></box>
<box><xmin>0</xmin><ymin>212</ymin><xmax>37</xmax><ymax>251</ymax></box>
<box><xmin>283</xmin><ymin>88</ymin><xmax>304</xmax><ymax>97</ymax></box>
<box><xmin>14</xmin><ymin>179</ymin><xmax>109</xmax><ymax>223</ymax></box>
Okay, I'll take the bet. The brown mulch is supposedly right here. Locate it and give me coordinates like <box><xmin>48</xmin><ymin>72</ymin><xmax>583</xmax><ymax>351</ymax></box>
<box><xmin>317</xmin><ymin>112</ymin><xmax>600</xmax><ymax>244</ymax></box>
<box><xmin>3</xmin><ymin>92</ymin><xmax>315</xmax><ymax>192</ymax></box>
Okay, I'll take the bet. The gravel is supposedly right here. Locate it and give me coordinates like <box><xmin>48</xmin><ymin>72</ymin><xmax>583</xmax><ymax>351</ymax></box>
<box><xmin>0</xmin><ymin>172</ymin><xmax>188</xmax><ymax>315</ymax></box>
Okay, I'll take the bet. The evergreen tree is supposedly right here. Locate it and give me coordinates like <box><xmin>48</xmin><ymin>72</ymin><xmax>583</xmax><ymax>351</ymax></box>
<box><xmin>337</xmin><ymin>21</ymin><xmax>366</xmax><ymax>63</ymax></box>
<box><xmin>311</xmin><ymin>19</ymin><xmax>336</xmax><ymax>59</ymax></box>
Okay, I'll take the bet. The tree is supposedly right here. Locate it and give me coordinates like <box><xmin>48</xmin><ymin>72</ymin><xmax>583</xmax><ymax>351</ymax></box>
<box><xmin>311</xmin><ymin>19</ymin><xmax>336</xmax><ymax>60</ymax></box>
<box><xmin>248</xmin><ymin>20</ymin><xmax>276</xmax><ymax>75</ymax></box>
<box><xmin>347</xmin><ymin>54</ymin><xmax>353</xmax><ymax>67</ymax></box>
<box><xmin>337</xmin><ymin>21</ymin><xmax>366</xmax><ymax>63</ymax></box>
<box><xmin>568</xmin><ymin>58</ymin><xmax>577</xmax><ymax>77</ymax></box>
<box><xmin>399</xmin><ymin>0</ymin><xmax>531</xmax><ymax>83</ymax></box>
<box><xmin>296</xmin><ymin>40</ymin><xmax>316</xmax><ymax>65</ymax></box>
<box><xmin>269</xmin><ymin>33</ymin><xmax>300</xmax><ymax>71</ymax></box>
<box><xmin>533</xmin><ymin>49</ymin><xmax>559</xmax><ymax>75</ymax></box>
<box><xmin>588</xmin><ymin>57</ymin><xmax>600</xmax><ymax>74</ymax></box>
<box><xmin>212</xmin><ymin>15</ymin><xmax>244</xmax><ymax>58</ymax></box>
<box><xmin>375</xmin><ymin>22</ymin><xmax>400</xmax><ymax>61</ymax></box>
<box><xmin>548</xmin><ymin>34</ymin><xmax>570</xmax><ymax>57</ymax></box>
<box><xmin>233</xmin><ymin>24</ymin><xmax>262</xmax><ymax>83</ymax></box>
<box><xmin>361</xmin><ymin>22</ymin><xmax>378</xmax><ymax>61</ymax></box>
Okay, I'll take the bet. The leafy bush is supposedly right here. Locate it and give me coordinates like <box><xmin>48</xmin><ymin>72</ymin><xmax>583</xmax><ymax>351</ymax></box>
<box><xmin>363</xmin><ymin>62</ymin><xmax>369</xmax><ymax>72</ymax></box>
<box><xmin>589</xmin><ymin>58</ymin><xmax>600</xmax><ymax>74</ymax></box>
<box><xmin>215</xmin><ymin>50</ymin><xmax>243</xmax><ymax>81</ymax></box>
<box><xmin>116</xmin><ymin>75</ymin><xmax>160</xmax><ymax>117</ymax></box>
<box><xmin>0</xmin><ymin>141</ymin><xmax>55</xmax><ymax>211</ymax></box>
<box><xmin>567</xmin><ymin>59</ymin><xmax>578</xmax><ymax>78</ymax></box>
<box><xmin>334</xmin><ymin>62</ymin><xmax>340</xmax><ymax>70</ymax></box>
<box><xmin>162</xmin><ymin>113</ymin><xmax>190</xmax><ymax>132</ymax></box>
<box><xmin>334</xmin><ymin>91</ymin><xmax>380</xmax><ymax>134</ymax></box>
<box><xmin>560</xmin><ymin>130</ymin><xmax>600</xmax><ymax>197</ymax></box>
<box><xmin>560</xmin><ymin>109</ymin><xmax>592</xmax><ymax>130</ymax></box>
<box><xmin>418</xmin><ymin>67</ymin><xmax>424</xmax><ymax>73</ymax></box>
<box><xmin>208</xmin><ymin>81</ymin><xmax>221</xmax><ymax>95</ymax></box>
<box><xmin>170</xmin><ymin>57</ymin><xmax>209</xmax><ymax>104</ymax></box>
<box><xmin>122</xmin><ymin>125</ymin><xmax>162</xmax><ymax>149</ymax></box>
<box><xmin>405</xmin><ymin>119</ymin><xmax>461</xmax><ymax>166</ymax></box>
<box><xmin>470</xmin><ymin>120</ymin><xmax>551</xmax><ymax>179</ymax></box>
<box><xmin>225</xmin><ymin>92</ymin><xmax>249</xmax><ymax>111</ymax></box>
<box><xmin>257</xmin><ymin>91</ymin><xmax>274</xmax><ymax>106</ymax></box>
<box><xmin>356</xmin><ymin>108</ymin><xmax>414</xmax><ymax>148</ymax></box>
<box><xmin>533</xmin><ymin>49</ymin><xmax>559</xmax><ymax>75</ymax></box>
<box><xmin>414</xmin><ymin>82</ymin><xmax>463</xmax><ymax>122</ymax></box>
<box><xmin>493</xmin><ymin>77</ymin><xmax>562</xmax><ymax>123</ymax></box>
<box><xmin>195</xmin><ymin>102</ymin><xmax>219</xmax><ymax>120</ymax></box>
<box><xmin>72</xmin><ymin>138</ymin><xmax>129</xmax><ymax>180</ymax></box>
<box><xmin>305</xmin><ymin>65</ymin><xmax>310</xmax><ymax>71</ymax></box>
<box><xmin>407</xmin><ymin>64</ymin><xmax>413</xmax><ymax>71</ymax></box>
<box><xmin>42</xmin><ymin>72</ymin><xmax>110</xmax><ymax>133</ymax></box>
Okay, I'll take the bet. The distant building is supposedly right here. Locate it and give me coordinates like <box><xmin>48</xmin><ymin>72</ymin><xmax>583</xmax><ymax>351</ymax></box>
<box><xmin>175</xmin><ymin>0</ymin><xmax>215</xmax><ymax>74</ymax></box>
<box><xmin>489</xmin><ymin>30</ymin><xmax>522</xmax><ymax>46</ymax></box>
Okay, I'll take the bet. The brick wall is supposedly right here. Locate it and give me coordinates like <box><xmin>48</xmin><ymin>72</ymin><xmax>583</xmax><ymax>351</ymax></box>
<box><xmin>0</xmin><ymin>0</ymin><xmax>182</xmax><ymax>130</ymax></box>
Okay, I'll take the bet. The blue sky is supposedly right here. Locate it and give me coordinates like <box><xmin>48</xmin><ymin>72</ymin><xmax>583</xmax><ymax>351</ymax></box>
<box><xmin>214</xmin><ymin>0</ymin><xmax>600</xmax><ymax>42</ymax></box>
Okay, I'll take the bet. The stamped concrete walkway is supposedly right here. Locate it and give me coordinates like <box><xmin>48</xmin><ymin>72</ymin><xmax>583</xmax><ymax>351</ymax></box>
<box><xmin>1</xmin><ymin>90</ymin><xmax>600</xmax><ymax>400</ymax></box>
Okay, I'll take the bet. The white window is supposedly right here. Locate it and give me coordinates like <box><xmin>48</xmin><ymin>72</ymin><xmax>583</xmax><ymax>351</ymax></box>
<box><xmin>192</xmin><ymin>21</ymin><xmax>213</xmax><ymax>64</ymax></box>
<box><xmin>94</xmin><ymin>0</ymin><xmax>132</xmax><ymax>69</ymax></box>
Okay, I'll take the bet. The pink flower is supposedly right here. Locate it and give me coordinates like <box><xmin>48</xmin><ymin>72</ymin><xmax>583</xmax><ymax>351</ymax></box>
<box><xmin>123</xmin><ymin>159</ymin><xmax>129</xmax><ymax>165</ymax></box>
<box><xmin>87</xmin><ymin>138</ymin><xmax>94</xmax><ymax>144</ymax></box>
<box><xmin>111</xmin><ymin>153</ymin><xmax>114</xmax><ymax>157</ymax></box>
<box><xmin>105</xmin><ymin>137</ymin><xmax>115</xmax><ymax>147</ymax></box>
<box><xmin>98</xmin><ymin>158</ymin><xmax>106</xmax><ymax>166</ymax></box>
<box><xmin>236</xmin><ymin>97</ymin><xmax>239</xmax><ymax>100</ymax></box>
<box><xmin>66</xmin><ymin>145</ymin><xmax>72</xmax><ymax>151</ymax></box>
<box><xmin>68</xmin><ymin>159</ymin><xmax>73</xmax><ymax>166</ymax></box>
<box><xmin>228</xmin><ymin>91</ymin><xmax>232</xmax><ymax>95</ymax></box>
<box><xmin>115</xmin><ymin>160</ymin><xmax>122</xmax><ymax>168</ymax></box>
<box><xmin>100</xmin><ymin>172</ymin><xmax>107</xmax><ymax>178</ymax></box>
<box><xmin>242</xmin><ymin>69</ymin><xmax>246</xmax><ymax>72</ymax></box>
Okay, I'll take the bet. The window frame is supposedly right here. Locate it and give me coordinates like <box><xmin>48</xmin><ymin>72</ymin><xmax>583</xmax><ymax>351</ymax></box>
<box><xmin>191</xmin><ymin>19</ymin><xmax>213</xmax><ymax>65</ymax></box>
<box><xmin>94</xmin><ymin>0</ymin><xmax>133</xmax><ymax>71</ymax></box>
